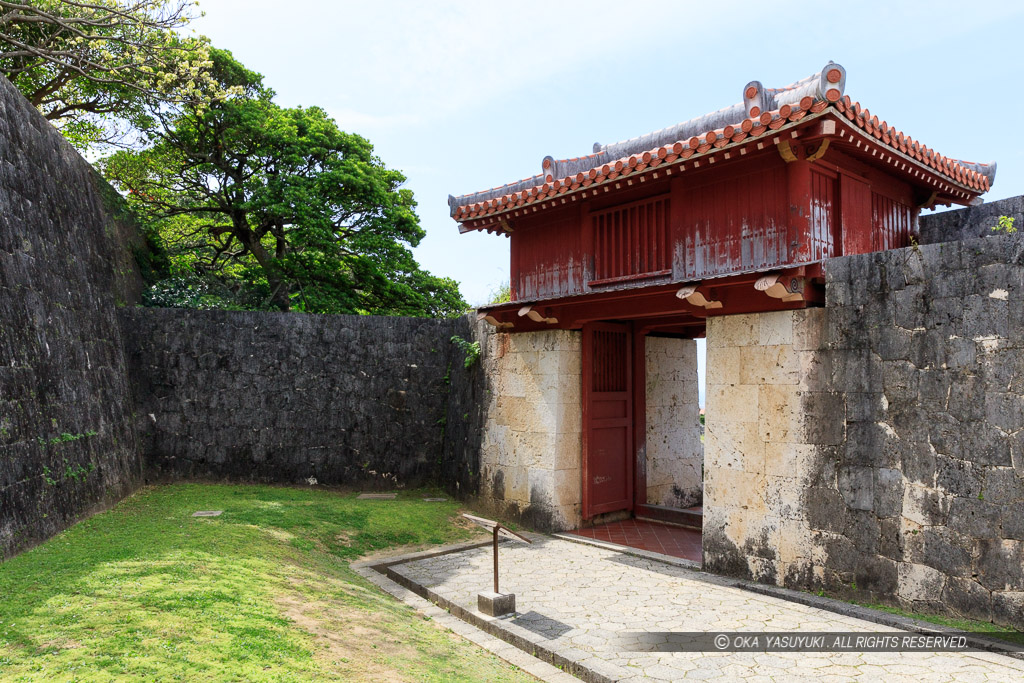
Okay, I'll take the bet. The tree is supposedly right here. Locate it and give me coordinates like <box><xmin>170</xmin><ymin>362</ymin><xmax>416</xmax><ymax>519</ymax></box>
<box><xmin>0</xmin><ymin>0</ymin><xmax>221</xmax><ymax>149</ymax></box>
<box><xmin>102</xmin><ymin>48</ymin><xmax>466</xmax><ymax>317</ymax></box>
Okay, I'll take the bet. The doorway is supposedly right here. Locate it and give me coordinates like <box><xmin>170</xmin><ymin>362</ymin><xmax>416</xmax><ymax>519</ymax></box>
<box><xmin>580</xmin><ymin>320</ymin><xmax>704</xmax><ymax>530</ymax></box>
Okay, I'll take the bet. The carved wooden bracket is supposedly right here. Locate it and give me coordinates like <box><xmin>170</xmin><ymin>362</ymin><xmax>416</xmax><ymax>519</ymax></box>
<box><xmin>477</xmin><ymin>311</ymin><xmax>514</xmax><ymax>330</ymax></box>
<box><xmin>754</xmin><ymin>274</ymin><xmax>805</xmax><ymax>302</ymax></box>
<box><xmin>517</xmin><ymin>306</ymin><xmax>558</xmax><ymax>324</ymax></box>
<box><xmin>675</xmin><ymin>285</ymin><xmax>723</xmax><ymax>310</ymax></box>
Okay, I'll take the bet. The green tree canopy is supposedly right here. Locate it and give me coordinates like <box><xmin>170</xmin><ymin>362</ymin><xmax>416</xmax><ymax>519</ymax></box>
<box><xmin>0</xmin><ymin>0</ymin><xmax>223</xmax><ymax>149</ymax></box>
<box><xmin>102</xmin><ymin>48</ymin><xmax>466</xmax><ymax>317</ymax></box>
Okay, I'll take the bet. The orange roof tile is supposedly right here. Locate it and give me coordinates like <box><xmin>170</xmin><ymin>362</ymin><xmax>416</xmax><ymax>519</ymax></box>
<box><xmin>449</xmin><ymin>62</ymin><xmax>994</xmax><ymax>233</ymax></box>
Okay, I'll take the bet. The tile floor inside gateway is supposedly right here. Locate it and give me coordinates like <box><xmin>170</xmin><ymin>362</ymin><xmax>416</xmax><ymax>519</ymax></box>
<box><xmin>388</xmin><ymin>537</ymin><xmax>1024</xmax><ymax>682</ymax></box>
<box><xmin>566</xmin><ymin>519</ymin><xmax>702</xmax><ymax>563</ymax></box>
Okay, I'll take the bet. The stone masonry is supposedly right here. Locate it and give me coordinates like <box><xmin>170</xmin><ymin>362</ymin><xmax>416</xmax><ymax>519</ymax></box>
<box><xmin>645</xmin><ymin>336</ymin><xmax>702</xmax><ymax>508</ymax></box>
<box><xmin>704</xmin><ymin>309</ymin><xmax>827</xmax><ymax>587</ymax></box>
<box><xmin>704</xmin><ymin>233</ymin><xmax>1024</xmax><ymax>630</ymax></box>
<box><xmin>120</xmin><ymin>308</ymin><xmax>473</xmax><ymax>489</ymax></box>
<box><xmin>0</xmin><ymin>75</ymin><xmax>145</xmax><ymax>559</ymax></box>
<box><xmin>476</xmin><ymin>329</ymin><xmax>583</xmax><ymax>532</ymax></box>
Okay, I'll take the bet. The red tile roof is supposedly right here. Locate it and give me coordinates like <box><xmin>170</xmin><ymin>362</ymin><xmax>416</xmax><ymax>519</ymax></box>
<box><xmin>450</xmin><ymin>62</ymin><xmax>995</xmax><ymax>232</ymax></box>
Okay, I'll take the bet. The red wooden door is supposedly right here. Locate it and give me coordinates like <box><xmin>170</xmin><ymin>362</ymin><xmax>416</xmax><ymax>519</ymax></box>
<box><xmin>582</xmin><ymin>322</ymin><xmax>633</xmax><ymax>519</ymax></box>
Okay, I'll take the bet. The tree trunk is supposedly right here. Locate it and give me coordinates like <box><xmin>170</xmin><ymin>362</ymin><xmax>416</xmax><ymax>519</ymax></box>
<box><xmin>235</xmin><ymin>220</ymin><xmax>290</xmax><ymax>311</ymax></box>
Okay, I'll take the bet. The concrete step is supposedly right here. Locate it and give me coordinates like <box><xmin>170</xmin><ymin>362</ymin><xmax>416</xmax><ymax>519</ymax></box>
<box><xmin>635</xmin><ymin>503</ymin><xmax>703</xmax><ymax>530</ymax></box>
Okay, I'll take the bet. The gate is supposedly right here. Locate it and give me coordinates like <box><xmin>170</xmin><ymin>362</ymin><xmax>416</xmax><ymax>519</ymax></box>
<box><xmin>581</xmin><ymin>322</ymin><xmax>633</xmax><ymax>519</ymax></box>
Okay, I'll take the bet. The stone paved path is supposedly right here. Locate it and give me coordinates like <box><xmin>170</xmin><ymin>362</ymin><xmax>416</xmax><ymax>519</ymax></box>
<box><xmin>390</xmin><ymin>537</ymin><xmax>1024</xmax><ymax>682</ymax></box>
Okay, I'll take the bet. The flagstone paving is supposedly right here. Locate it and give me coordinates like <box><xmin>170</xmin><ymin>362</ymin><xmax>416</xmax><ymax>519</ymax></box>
<box><xmin>388</xmin><ymin>537</ymin><xmax>1024</xmax><ymax>682</ymax></box>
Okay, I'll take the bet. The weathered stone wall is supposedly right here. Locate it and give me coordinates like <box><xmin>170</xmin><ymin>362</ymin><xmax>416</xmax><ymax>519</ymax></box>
<box><xmin>0</xmin><ymin>75</ymin><xmax>145</xmax><ymax>559</ymax></box>
<box><xmin>120</xmin><ymin>308</ymin><xmax>473</xmax><ymax>489</ymax></box>
<box><xmin>475</xmin><ymin>328</ymin><xmax>582</xmax><ymax>532</ymax></box>
<box><xmin>919</xmin><ymin>195</ymin><xmax>1024</xmax><ymax>245</ymax></box>
<box><xmin>704</xmin><ymin>234</ymin><xmax>1024</xmax><ymax>629</ymax></box>
<box><xmin>644</xmin><ymin>336</ymin><xmax>702</xmax><ymax>508</ymax></box>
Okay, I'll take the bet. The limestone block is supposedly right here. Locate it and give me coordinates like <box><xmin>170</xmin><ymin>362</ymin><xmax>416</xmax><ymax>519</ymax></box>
<box><xmin>517</xmin><ymin>431</ymin><xmax>558</xmax><ymax>470</ymax></box>
<box><xmin>501</xmin><ymin>366</ymin><xmax>529</xmax><ymax>399</ymax></box>
<box><xmin>776</xmin><ymin>518</ymin><xmax>812</xmax><ymax>565</ymax></box>
<box><xmin>763</xmin><ymin>442</ymin><xmax>817</xmax><ymax>480</ymax></box>
<box><xmin>759</xmin><ymin>310</ymin><xmax>795</xmax><ymax>346</ymax></box>
<box><xmin>706</xmin><ymin>383</ymin><xmax>758</xmax><ymax>423</ymax></box>
<box><xmin>898</xmin><ymin>562</ymin><xmax>947</xmax><ymax>602</ymax></box>
<box><xmin>646</xmin><ymin>483</ymin><xmax>670</xmax><ymax>507</ymax></box>
<box><xmin>739</xmin><ymin>344</ymin><xmax>799</xmax><ymax>385</ymax></box>
<box><xmin>556</xmin><ymin>401</ymin><xmax>582</xmax><ymax>434</ymax></box>
<box><xmin>551</xmin><ymin>468</ymin><xmax>582</xmax><ymax>508</ymax></box>
<box><xmin>552</xmin><ymin>434</ymin><xmax>581</xmax><ymax>471</ymax></box>
<box><xmin>902</xmin><ymin>483</ymin><xmax>951</xmax><ymax>526</ymax></box>
<box><xmin>837</xmin><ymin>465</ymin><xmax>875</xmax><ymax>511</ymax></box>
<box><xmin>757</xmin><ymin>384</ymin><xmax>800</xmax><ymax>444</ymax></box>
<box><xmin>648</xmin><ymin>456</ymin><xmax>701</xmax><ymax>493</ymax></box>
<box><xmin>549</xmin><ymin>502</ymin><xmax>582</xmax><ymax>532</ymax></box>
<box><xmin>708</xmin><ymin>314</ymin><xmax>758</xmax><ymax>348</ymax></box>
<box><xmin>527</xmin><ymin>466</ymin><xmax>556</xmax><ymax>501</ymax></box>
<box><xmin>504</xmin><ymin>466</ymin><xmax>531</xmax><ymax>506</ymax></box>
<box><xmin>705</xmin><ymin>420</ymin><xmax>761</xmax><ymax>471</ymax></box>
<box><xmin>793</xmin><ymin>309</ymin><xmax>826</xmax><ymax>351</ymax></box>
<box><xmin>977</xmin><ymin>539</ymin><xmax>1024</xmax><ymax>591</ymax></box>
<box><xmin>706</xmin><ymin>346</ymin><xmax>740</xmax><ymax>385</ymax></box>
<box><xmin>992</xmin><ymin>591</ymin><xmax>1024</xmax><ymax>629</ymax></box>
<box><xmin>763</xmin><ymin>475</ymin><xmax>806</xmax><ymax>520</ymax></box>
<box><xmin>706</xmin><ymin>468</ymin><xmax>766</xmax><ymax>511</ymax></box>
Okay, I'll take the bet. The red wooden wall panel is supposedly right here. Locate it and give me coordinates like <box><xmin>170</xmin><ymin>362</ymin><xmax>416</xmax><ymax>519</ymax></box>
<box><xmin>809</xmin><ymin>169</ymin><xmax>838</xmax><ymax>261</ymax></box>
<box><xmin>841</xmin><ymin>174</ymin><xmax>873</xmax><ymax>256</ymax></box>
<box><xmin>675</xmin><ymin>160</ymin><xmax>789</xmax><ymax>280</ymax></box>
<box><xmin>506</xmin><ymin>148</ymin><xmax>921</xmax><ymax>304</ymax></box>
<box><xmin>512</xmin><ymin>207</ymin><xmax>585</xmax><ymax>301</ymax></box>
<box><xmin>872</xmin><ymin>192</ymin><xmax>913</xmax><ymax>252</ymax></box>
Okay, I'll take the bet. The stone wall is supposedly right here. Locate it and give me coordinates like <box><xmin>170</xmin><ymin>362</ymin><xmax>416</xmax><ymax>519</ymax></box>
<box><xmin>0</xmin><ymin>75</ymin><xmax>145</xmax><ymax>559</ymax></box>
<box><xmin>919</xmin><ymin>195</ymin><xmax>1024</xmax><ymax>245</ymax></box>
<box><xmin>644</xmin><ymin>336</ymin><xmax>702</xmax><ymax>508</ymax></box>
<box><xmin>704</xmin><ymin>234</ymin><xmax>1024</xmax><ymax>629</ymax></box>
<box><xmin>474</xmin><ymin>328</ymin><xmax>582</xmax><ymax>532</ymax></box>
<box><xmin>120</xmin><ymin>308</ymin><xmax>473</xmax><ymax>489</ymax></box>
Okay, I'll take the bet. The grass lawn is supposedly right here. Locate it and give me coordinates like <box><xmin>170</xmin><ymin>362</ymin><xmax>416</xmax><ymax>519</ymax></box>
<box><xmin>0</xmin><ymin>483</ymin><xmax>534</xmax><ymax>682</ymax></box>
<box><xmin>852</xmin><ymin>600</ymin><xmax>1024</xmax><ymax>646</ymax></box>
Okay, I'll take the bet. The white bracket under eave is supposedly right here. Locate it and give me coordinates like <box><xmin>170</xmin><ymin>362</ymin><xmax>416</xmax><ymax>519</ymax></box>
<box><xmin>517</xmin><ymin>306</ymin><xmax>558</xmax><ymax>325</ymax></box>
<box><xmin>676</xmin><ymin>285</ymin><xmax>723</xmax><ymax>310</ymax></box>
<box><xmin>755</xmin><ymin>274</ymin><xmax>805</xmax><ymax>302</ymax></box>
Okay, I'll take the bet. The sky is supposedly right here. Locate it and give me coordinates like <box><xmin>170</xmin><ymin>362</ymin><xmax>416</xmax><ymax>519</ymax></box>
<box><xmin>190</xmin><ymin>0</ymin><xmax>1024</xmax><ymax>403</ymax></box>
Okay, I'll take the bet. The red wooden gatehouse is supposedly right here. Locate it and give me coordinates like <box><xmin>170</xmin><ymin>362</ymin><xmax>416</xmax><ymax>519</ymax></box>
<box><xmin>449</xmin><ymin>62</ymin><xmax>994</xmax><ymax>533</ymax></box>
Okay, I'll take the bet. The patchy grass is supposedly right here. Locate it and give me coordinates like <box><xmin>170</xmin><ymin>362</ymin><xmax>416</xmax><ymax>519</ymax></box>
<box><xmin>0</xmin><ymin>483</ymin><xmax>533</xmax><ymax>682</ymax></box>
<box><xmin>850</xmin><ymin>600</ymin><xmax>1024</xmax><ymax>646</ymax></box>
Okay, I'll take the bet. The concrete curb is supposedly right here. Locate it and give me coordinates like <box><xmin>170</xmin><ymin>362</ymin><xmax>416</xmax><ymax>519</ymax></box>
<box><xmin>351</xmin><ymin>540</ymin><xmax>581</xmax><ymax>683</ymax></box>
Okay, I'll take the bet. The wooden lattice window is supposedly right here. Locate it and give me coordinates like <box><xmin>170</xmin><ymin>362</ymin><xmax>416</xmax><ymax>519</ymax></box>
<box><xmin>591</xmin><ymin>195</ymin><xmax>671</xmax><ymax>284</ymax></box>
<box><xmin>591</xmin><ymin>328</ymin><xmax>628</xmax><ymax>392</ymax></box>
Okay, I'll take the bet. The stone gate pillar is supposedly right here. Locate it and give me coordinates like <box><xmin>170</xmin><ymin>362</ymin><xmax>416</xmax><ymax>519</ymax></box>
<box><xmin>703</xmin><ymin>309</ymin><xmax>838</xmax><ymax>585</ymax></box>
<box><xmin>477</xmin><ymin>329</ymin><xmax>583</xmax><ymax>532</ymax></box>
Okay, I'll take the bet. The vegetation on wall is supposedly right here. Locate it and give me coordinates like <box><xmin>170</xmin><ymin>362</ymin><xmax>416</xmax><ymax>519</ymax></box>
<box><xmin>991</xmin><ymin>215</ymin><xmax>1017</xmax><ymax>234</ymax></box>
